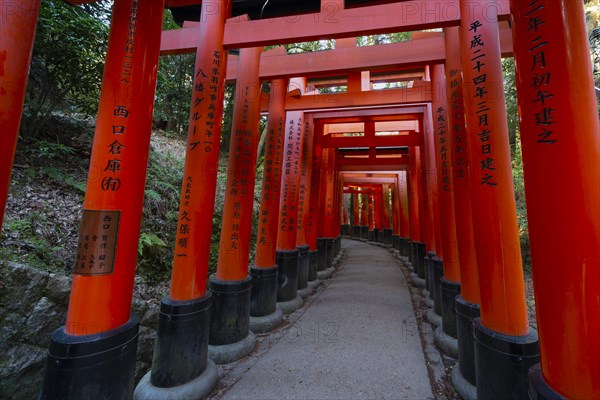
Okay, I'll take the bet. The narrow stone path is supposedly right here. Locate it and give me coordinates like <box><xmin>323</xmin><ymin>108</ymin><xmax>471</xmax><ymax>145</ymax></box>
<box><xmin>217</xmin><ymin>239</ymin><xmax>434</xmax><ymax>400</ymax></box>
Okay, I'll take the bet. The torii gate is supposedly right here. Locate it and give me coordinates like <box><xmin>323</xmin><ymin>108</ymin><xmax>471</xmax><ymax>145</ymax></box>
<box><xmin>1</xmin><ymin>1</ymin><xmax>597</xmax><ymax>400</ymax></box>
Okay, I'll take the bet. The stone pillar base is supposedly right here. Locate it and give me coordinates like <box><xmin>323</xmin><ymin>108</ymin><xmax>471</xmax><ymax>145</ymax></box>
<box><xmin>134</xmin><ymin>360</ymin><xmax>218</xmax><ymax>400</ymax></box>
<box><xmin>451</xmin><ymin>364</ymin><xmax>477</xmax><ymax>400</ymax></box>
<box><xmin>249</xmin><ymin>307</ymin><xmax>283</xmax><ymax>334</ymax></box>
<box><xmin>434</xmin><ymin>325</ymin><xmax>458</xmax><ymax>358</ymax></box>
<box><xmin>208</xmin><ymin>332</ymin><xmax>256</xmax><ymax>364</ymax></box>
<box><xmin>277</xmin><ymin>295</ymin><xmax>303</xmax><ymax>315</ymax></box>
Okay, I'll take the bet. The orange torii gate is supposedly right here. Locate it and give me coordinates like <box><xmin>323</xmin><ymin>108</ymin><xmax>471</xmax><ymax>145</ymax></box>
<box><xmin>0</xmin><ymin>1</ymin><xmax>596</xmax><ymax>399</ymax></box>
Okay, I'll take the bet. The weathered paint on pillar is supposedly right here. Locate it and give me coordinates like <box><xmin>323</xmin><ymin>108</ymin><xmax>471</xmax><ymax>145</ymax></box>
<box><xmin>169</xmin><ymin>0</ymin><xmax>230</xmax><ymax>300</ymax></box>
<box><xmin>407</xmin><ymin>147</ymin><xmax>421</xmax><ymax>241</ymax></box>
<box><xmin>65</xmin><ymin>0</ymin><xmax>165</xmax><ymax>335</ymax></box>
<box><xmin>444</xmin><ymin>27</ymin><xmax>480</xmax><ymax>304</ymax></box>
<box><xmin>255</xmin><ymin>79</ymin><xmax>288</xmax><ymax>267</ymax></box>
<box><xmin>215</xmin><ymin>47</ymin><xmax>263</xmax><ymax>281</ymax></box>
<box><xmin>511</xmin><ymin>1</ymin><xmax>600</xmax><ymax>396</ymax></box>
<box><xmin>277</xmin><ymin>77</ymin><xmax>306</xmax><ymax>250</ymax></box>
<box><xmin>0</xmin><ymin>0</ymin><xmax>41</xmax><ymax>230</ymax></box>
<box><xmin>296</xmin><ymin>113</ymin><xmax>314</xmax><ymax>247</ymax></box>
<box><xmin>460</xmin><ymin>1</ymin><xmax>528</xmax><ymax>336</ymax></box>
<box><xmin>431</xmin><ymin>66</ymin><xmax>460</xmax><ymax>283</ymax></box>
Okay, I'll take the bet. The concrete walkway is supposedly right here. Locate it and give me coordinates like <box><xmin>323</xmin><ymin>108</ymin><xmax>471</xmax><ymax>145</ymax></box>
<box><xmin>216</xmin><ymin>239</ymin><xmax>434</xmax><ymax>400</ymax></box>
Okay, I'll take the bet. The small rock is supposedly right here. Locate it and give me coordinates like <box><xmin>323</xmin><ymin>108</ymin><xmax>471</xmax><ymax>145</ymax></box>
<box><xmin>136</xmin><ymin>326</ymin><xmax>156</xmax><ymax>365</ymax></box>
<box><xmin>46</xmin><ymin>273</ymin><xmax>72</xmax><ymax>308</ymax></box>
<box><xmin>0</xmin><ymin>343</ymin><xmax>47</xmax><ymax>400</ymax></box>
<box><xmin>131</xmin><ymin>299</ymin><xmax>148</xmax><ymax>321</ymax></box>
<box><xmin>140</xmin><ymin>302</ymin><xmax>160</xmax><ymax>327</ymax></box>
<box><xmin>23</xmin><ymin>297</ymin><xmax>64</xmax><ymax>348</ymax></box>
<box><xmin>1</xmin><ymin>262</ymin><xmax>49</xmax><ymax>312</ymax></box>
<box><xmin>0</xmin><ymin>312</ymin><xmax>26</xmax><ymax>351</ymax></box>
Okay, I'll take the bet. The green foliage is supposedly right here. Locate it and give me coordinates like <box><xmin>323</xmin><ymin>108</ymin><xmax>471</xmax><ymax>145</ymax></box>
<box><xmin>36</xmin><ymin>140</ymin><xmax>76</xmax><ymax>160</ymax></box>
<box><xmin>23</xmin><ymin>0</ymin><xmax>110</xmax><ymax>138</ymax></box>
<box><xmin>357</xmin><ymin>32</ymin><xmax>412</xmax><ymax>46</ymax></box>
<box><xmin>136</xmin><ymin>148</ymin><xmax>184</xmax><ymax>284</ymax></box>
<box><xmin>153</xmin><ymin>12</ymin><xmax>195</xmax><ymax>136</ymax></box>
<box><xmin>503</xmin><ymin>58</ymin><xmax>531</xmax><ymax>272</ymax></box>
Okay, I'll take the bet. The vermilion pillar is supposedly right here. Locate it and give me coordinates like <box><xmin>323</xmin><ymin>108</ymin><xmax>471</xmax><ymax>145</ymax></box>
<box><xmin>210</xmin><ymin>47</ymin><xmax>263</xmax><ymax>362</ymax></box>
<box><xmin>430</xmin><ymin>66</ymin><xmax>461</xmax><ymax>357</ymax></box>
<box><xmin>249</xmin><ymin>78</ymin><xmax>287</xmax><ymax>332</ymax></box>
<box><xmin>307</xmin><ymin>137</ymin><xmax>324</xmax><ymax>271</ymax></box>
<box><xmin>297</xmin><ymin>113</ymin><xmax>319</xmax><ymax>289</ymax></box>
<box><xmin>322</xmin><ymin>148</ymin><xmax>338</xmax><ymax>267</ymax></box>
<box><xmin>41</xmin><ymin>1</ymin><xmax>165</xmax><ymax>398</ymax></box>
<box><xmin>360</xmin><ymin>190</ymin><xmax>369</xmax><ymax>240</ymax></box>
<box><xmin>399</xmin><ymin>171</ymin><xmax>411</xmax><ymax>258</ymax></box>
<box><xmin>254</xmin><ymin>79</ymin><xmax>287</xmax><ymax>269</ymax></box>
<box><xmin>420</xmin><ymin>118</ymin><xmax>437</xmax><ymax>257</ymax></box>
<box><xmin>367</xmin><ymin>193</ymin><xmax>375</xmax><ymax>235</ymax></box>
<box><xmin>352</xmin><ymin>192</ymin><xmax>360</xmax><ymax>237</ymax></box>
<box><xmin>407</xmin><ymin>147</ymin><xmax>421</xmax><ymax>243</ymax></box>
<box><xmin>408</xmin><ymin>146</ymin><xmax>425</xmax><ymax>275</ymax></box>
<box><xmin>138</xmin><ymin>1</ymin><xmax>231</xmax><ymax>396</ymax></box>
<box><xmin>381</xmin><ymin>184</ymin><xmax>393</xmax><ymax>245</ymax></box>
<box><xmin>275</xmin><ymin>77</ymin><xmax>306</xmax><ymax>312</ymax></box>
<box><xmin>373</xmin><ymin>187</ymin><xmax>382</xmax><ymax>242</ymax></box>
<box><xmin>460</xmin><ymin>1</ymin><xmax>539</xmax><ymax>397</ymax></box>
<box><xmin>443</xmin><ymin>27</ymin><xmax>482</xmax><ymax>393</ymax></box>
<box><xmin>510</xmin><ymin>2</ymin><xmax>600</xmax><ymax>398</ymax></box>
<box><xmin>0</xmin><ymin>0</ymin><xmax>40</xmax><ymax>230</ymax></box>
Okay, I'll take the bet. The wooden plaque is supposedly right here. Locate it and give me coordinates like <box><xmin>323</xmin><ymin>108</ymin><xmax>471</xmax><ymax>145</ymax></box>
<box><xmin>74</xmin><ymin>210</ymin><xmax>120</xmax><ymax>276</ymax></box>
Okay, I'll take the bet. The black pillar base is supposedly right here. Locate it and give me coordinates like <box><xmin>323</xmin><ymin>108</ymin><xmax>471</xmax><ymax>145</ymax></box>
<box><xmin>352</xmin><ymin>225</ymin><xmax>361</xmax><ymax>238</ymax></box>
<box><xmin>425</xmin><ymin>251</ymin><xmax>435</xmax><ymax>297</ymax></box>
<box><xmin>440</xmin><ymin>278</ymin><xmax>460</xmax><ymax>339</ymax></box>
<box><xmin>392</xmin><ymin>235</ymin><xmax>399</xmax><ymax>250</ymax></box>
<box><xmin>250</xmin><ymin>266</ymin><xmax>278</xmax><ymax>317</ymax></box>
<box><xmin>296</xmin><ymin>245</ymin><xmax>309</xmax><ymax>290</ymax></box>
<box><xmin>400</xmin><ymin>237</ymin><xmax>410</xmax><ymax>257</ymax></box>
<box><xmin>474</xmin><ymin>318</ymin><xmax>540</xmax><ymax>400</ymax></box>
<box><xmin>340</xmin><ymin>224</ymin><xmax>350</xmax><ymax>236</ymax></box>
<box><xmin>149</xmin><ymin>294</ymin><xmax>211</xmax><ymax>388</ymax></box>
<box><xmin>376</xmin><ymin>229</ymin><xmax>383</xmax><ymax>243</ymax></box>
<box><xmin>308</xmin><ymin>250</ymin><xmax>318</xmax><ymax>281</ymax></box>
<box><xmin>40</xmin><ymin>317</ymin><xmax>140</xmax><ymax>399</ymax></box>
<box><xmin>276</xmin><ymin>249</ymin><xmax>299</xmax><ymax>302</ymax></box>
<box><xmin>383</xmin><ymin>228</ymin><xmax>393</xmax><ymax>245</ymax></box>
<box><xmin>368</xmin><ymin>230</ymin><xmax>376</xmax><ymax>242</ymax></box>
<box><xmin>209</xmin><ymin>275</ymin><xmax>251</xmax><ymax>346</ymax></box>
<box><xmin>432</xmin><ymin>257</ymin><xmax>443</xmax><ymax>316</ymax></box>
<box><xmin>317</xmin><ymin>238</ymin><xmax>327</xmax><ymax>271</ymax></box>
<box><xmin>335</xmin><ymin>236</ymin><xmax>341</xmax><ymax>256</ymax></box>
<box><xmin>456</xmin><ymin>295</ymin><xmax>480</xmax><ymax>386</ymax></box>
<box><xmin>408</xmin><ymin>241</ymin><xmax>416</xmax><ymax>266</ymax></box>
<box><xmin>326</xmin><ymin>238</ymin><xmax>335</xmax><ymax>267</ymax></box>
<box><xmin>528</xmin><ymin>364</ymin><xmax>566</xmax><ymax>400</ymax></box>
<box><xmin>360</xmin><ymin>226</ymin><xmax>369</xmax><ymax>240</ymax></box>
<box><xmin>416</xmin><ymin>242</ymin><xmax>426</xmax><ymax>279</ymax></box>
